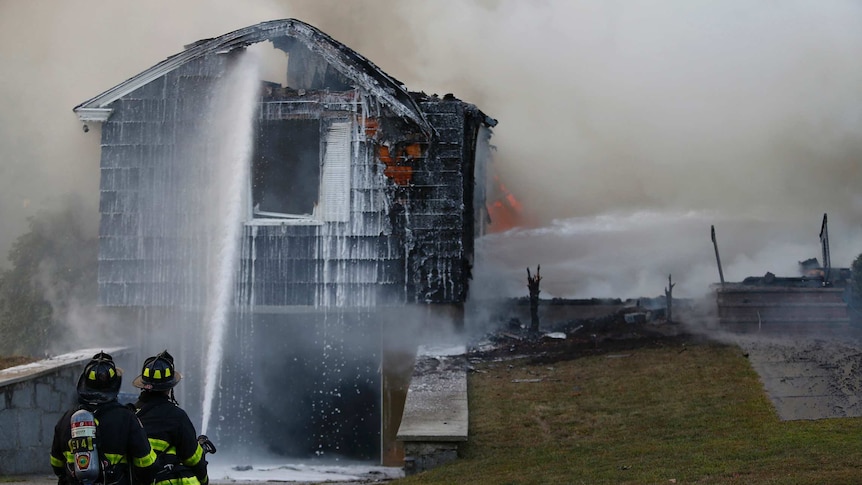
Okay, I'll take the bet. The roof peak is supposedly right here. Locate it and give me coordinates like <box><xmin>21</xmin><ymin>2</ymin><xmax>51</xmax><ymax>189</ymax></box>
<box><xmin>73</xmin><ymin>19</ymin><xmax>431</xmax><ymax>134</ymax></box>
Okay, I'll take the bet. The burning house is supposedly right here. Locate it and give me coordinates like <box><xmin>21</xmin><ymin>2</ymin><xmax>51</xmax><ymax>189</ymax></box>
<box><xmin>74</xmin><ymin>19</ymin><xmax>496</xmax><ymax>462</ymax></box>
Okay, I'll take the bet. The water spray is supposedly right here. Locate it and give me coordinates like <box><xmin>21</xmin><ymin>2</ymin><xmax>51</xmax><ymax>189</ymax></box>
<box><xmin>199</xmin><ymin>51</ymin><xmax>259</xmax><ymax>436</ymax></box>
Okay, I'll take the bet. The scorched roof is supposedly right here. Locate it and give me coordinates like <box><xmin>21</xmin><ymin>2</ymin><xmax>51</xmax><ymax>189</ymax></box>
<box><xmin>73</xmin><ymin>18</ymin><xmax>432</xmax><ymax>135</ymax></box>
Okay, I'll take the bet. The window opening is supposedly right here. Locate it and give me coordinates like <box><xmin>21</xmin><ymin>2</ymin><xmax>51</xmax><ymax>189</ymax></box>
<box><xmin>252</xmin><ymin>119</ymin><xmax>320</xmax><ymax>218</ymax></box>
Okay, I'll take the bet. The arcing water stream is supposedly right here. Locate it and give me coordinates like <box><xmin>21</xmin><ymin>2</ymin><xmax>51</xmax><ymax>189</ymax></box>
<box><xmin>198</xmin><ymin>51</ymin><xmax>259</xmax><ymax>436</ymax></box>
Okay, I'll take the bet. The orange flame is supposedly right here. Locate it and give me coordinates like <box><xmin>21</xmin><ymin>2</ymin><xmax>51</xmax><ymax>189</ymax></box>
<box><xmin>378</xmin><ymin>143</ymin><xmax>425</xmax><ymax>186</ymax></box>
<box><xmin>487</xmin><ymin>177</ymin><xmax>524</xmax><ymax>233</ymax></box>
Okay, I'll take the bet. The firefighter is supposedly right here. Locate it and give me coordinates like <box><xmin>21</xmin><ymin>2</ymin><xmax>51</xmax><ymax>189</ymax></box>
<box><xmin>50</xmin><ymin>351</ymin><xmax>157</xmax><ymax>485</ymax></box>
<box><xmin>132</xmin><ymin>350</ymin><xmax>210</xmax><ymax>485</ymax></box>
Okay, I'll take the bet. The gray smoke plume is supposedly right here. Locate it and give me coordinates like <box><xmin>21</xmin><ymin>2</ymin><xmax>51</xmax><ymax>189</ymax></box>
<box><xmin>2</xmin><ymin>0</ymin><xmax>862</xmax><ymax>301</ymax></box>
<box><xmin>286</xmin><ymin>1</ymin><xmax>862</xmax><ymax>298</ymax></box>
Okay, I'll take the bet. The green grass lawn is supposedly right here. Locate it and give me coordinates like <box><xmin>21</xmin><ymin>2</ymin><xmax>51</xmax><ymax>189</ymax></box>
<box><xmin>396</xmin><ymin>339</ymin><xmax>862</xmax><ymax>485</ymax></box>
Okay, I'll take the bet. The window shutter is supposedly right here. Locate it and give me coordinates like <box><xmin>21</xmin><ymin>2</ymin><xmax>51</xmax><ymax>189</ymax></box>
<box><xmin>318</xmin><ymin>121</ymin><xmax>351</xmax><ymax>222</ymax></box>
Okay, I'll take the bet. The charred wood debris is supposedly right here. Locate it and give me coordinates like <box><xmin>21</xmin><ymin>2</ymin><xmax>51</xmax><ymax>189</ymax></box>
<box><xmin>467</xmin><ymin>297</ymin><xmax>691</xmax><ymax>366</ymax></box>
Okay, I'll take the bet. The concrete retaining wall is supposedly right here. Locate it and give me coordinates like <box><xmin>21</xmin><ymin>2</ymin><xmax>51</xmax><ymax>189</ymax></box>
<box><xmin>396</xmin><ymin>345</ymin><xmax>468</xmax><ymax>475</ymax></box>
<box><xmin>0</xmin><ymin>348</ymin><xmax>124</xmax><ymax>476</ymax></box>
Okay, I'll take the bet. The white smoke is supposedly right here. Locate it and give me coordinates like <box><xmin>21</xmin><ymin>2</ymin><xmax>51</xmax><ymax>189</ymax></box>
<box><xmin>2</xmin><ymin>0</ymin><xmax>862</xmax><ymax>299</ymax></box>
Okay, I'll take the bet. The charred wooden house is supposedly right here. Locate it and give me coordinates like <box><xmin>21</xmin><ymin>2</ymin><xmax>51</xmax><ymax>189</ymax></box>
<box><xmin>74</xmin><ymin>19</ymin><xmax>496</xmax><ymax>462</ymax></box>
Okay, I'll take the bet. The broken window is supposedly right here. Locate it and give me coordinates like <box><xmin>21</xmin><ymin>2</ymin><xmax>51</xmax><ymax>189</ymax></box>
<box><xmin>248</xmin><ymin>38</ymin><xmax>354</xmax><ymax>223</ymax></box>
<box><xmin>251</xmin><ymin>118</ymin><xmax>351</xmax><ymax>222</ymax></box>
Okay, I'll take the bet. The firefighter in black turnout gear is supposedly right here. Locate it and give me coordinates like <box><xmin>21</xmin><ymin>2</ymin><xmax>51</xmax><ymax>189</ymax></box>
<box><xmin>50</xmin><ymin>351</ymin><xmax>157</xmax><ymax>485</ymax></box>
<box><xmin>132</xmin><ymin>350</ymin><xmax>210</xmax><ymax>485</ymax></box>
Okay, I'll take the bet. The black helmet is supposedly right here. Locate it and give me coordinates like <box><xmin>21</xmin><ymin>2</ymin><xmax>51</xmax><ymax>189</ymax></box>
<box><xmin>76</xmin><ymin>351</ymin><xmax>123</xmax><ymax>405</ymax></box>
<box><xmin>132</xmin><ymin>350</ymin><xmax>182</xmax><ymax>391</ymax></box>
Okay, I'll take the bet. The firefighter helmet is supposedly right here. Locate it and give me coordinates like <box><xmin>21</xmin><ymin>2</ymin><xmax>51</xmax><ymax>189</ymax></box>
<box><xmin>132</xmin><ymin>350</ymin><xmax>182</xmax><ymax>391</ymax></box>
<box><xmin>76</xmin><ymin>351</ymin><xmax>123</xmax><ymax>404</ymax></box>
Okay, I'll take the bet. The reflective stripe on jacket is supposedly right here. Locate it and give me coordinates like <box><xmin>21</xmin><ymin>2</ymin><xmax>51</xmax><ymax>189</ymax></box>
<box><xmin>50</xmin><ymin>401</ymin><xmax>157</xmax><ymax>485</ymax></box>
<box><xmin>135</xmin><ymin>392</ymin><xmax>209</xmax><ymax>485</ymax></box>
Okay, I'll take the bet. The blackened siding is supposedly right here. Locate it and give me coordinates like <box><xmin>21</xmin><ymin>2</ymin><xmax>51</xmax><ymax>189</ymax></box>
<box><xmin>242</xmin><ymin>96</ymin><xmax>408</xmax><ymax>308</ymax></box>
<box><xmin>409</xmin><ymin>99</ymin><xmax>480</xmax><ymax>303</ymax></box>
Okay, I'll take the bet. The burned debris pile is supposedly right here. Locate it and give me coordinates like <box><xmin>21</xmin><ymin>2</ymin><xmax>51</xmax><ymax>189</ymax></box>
<box><xmin>468</xmin><ymin>298</ymin><xmax>691</xmax><ymax>365</ymax></box>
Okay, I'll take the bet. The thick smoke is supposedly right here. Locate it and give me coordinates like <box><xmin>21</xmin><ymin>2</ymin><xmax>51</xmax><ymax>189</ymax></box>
<box><xmin>286</xmin><ymin>0</ymin><xmax>862</xmax><ymax>299</ymax></box>
<box><xmin>0</xmin><ymin>0</ymin><xmax>284</xmax><ymax>262</ymax></box>
<box><xmin>2</xmin><ymin>0</ymin><xmax>862</xmax><ymax>301</ymax></box>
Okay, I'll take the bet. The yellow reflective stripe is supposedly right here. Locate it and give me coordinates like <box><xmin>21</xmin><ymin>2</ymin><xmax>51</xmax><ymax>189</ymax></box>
<box><xmin>155</xmin><ymin>477</ymin><xmax>199</xmax><ymax>485</ymax></box>
<box><xmin>182</xmin><ymin>444</ymin><xmax>204</xmax><ymax>467</ymax></box>
<box><xmin>134</xmin><ymin>448</ymin><xmax>158</xmax><ymax>468</ymax></box>
<box><xmin>103</xmin><ymin>453</ymin><xmax>126</xmax><ymax>465</ymax></box>
<box><xmin>149</xmin><ymin>437</ymin><xmax>171</xmax><ymax>452</ymax></box>
<box><xmin>62</xmin><ymin>450</ymin><xmax>154</xmax><ymax>468</ymax></box>
<box><xmin>50</xmin><ymin>455</ymin><xmax>65</xmax><ymax>467</ymax></box>
<box><xmin>148</xmin><ymin>437</ymin><xmax>180</xmax><ymax>457</ymax></box>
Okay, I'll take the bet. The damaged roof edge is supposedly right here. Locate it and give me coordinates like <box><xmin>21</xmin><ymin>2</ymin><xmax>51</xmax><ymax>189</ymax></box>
<box><xmin>73</xmin><ymin>19</ymin><xmax>434</xmax><ymax>135</ymax></box>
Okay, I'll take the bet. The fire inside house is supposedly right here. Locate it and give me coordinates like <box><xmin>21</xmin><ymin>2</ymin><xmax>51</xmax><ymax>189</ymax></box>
<box><xmin>74</xmin><ymin>19</ymin><xmax>496</xmax><ymax>462</ymax></box>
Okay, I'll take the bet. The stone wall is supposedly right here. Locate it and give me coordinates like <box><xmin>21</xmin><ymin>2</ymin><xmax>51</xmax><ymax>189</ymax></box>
<box><xmin>0</xmin><ymin>348</ymin><xmax>124</xmax><ymax>476</ymax></box>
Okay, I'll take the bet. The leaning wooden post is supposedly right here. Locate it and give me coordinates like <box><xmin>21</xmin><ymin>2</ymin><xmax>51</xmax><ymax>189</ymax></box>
<box><xmin>665</xmin><ymin>274</ymin><xmax>675</xmax><ymax>324</ymax></box>
<box><xmin>527</xmin><ymin>265</ymin><xmax>542</xmax><ymax>333</ymax></box>
<box><xmin>711</xmin><ymin>225</ymin><xmax>725</xmax><ymax>287</ymax></box>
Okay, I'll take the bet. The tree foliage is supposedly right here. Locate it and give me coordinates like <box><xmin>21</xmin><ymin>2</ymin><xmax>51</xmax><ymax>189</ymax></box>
<box><xmin>0</xmin><ymin>203</ymin><xmax>97</xmax><ymax>356</ymax></box>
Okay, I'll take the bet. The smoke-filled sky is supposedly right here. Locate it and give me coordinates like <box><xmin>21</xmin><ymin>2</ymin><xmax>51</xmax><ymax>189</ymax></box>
<box><xmin>2</xmin><ymin>0</ymin><xmax>861</xmax><ymax>299</ymax></box>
